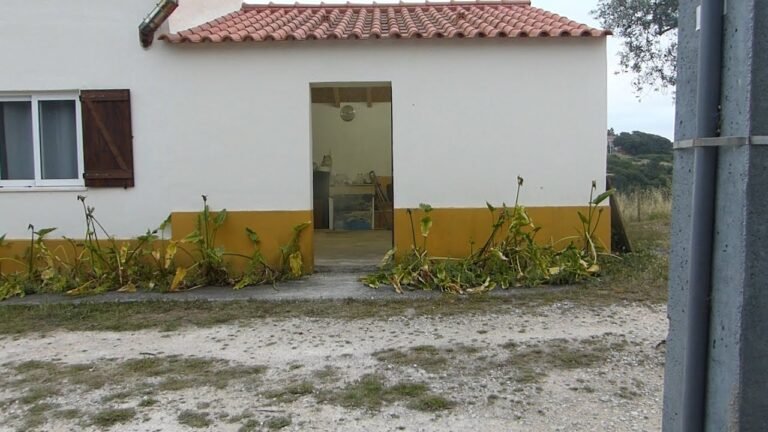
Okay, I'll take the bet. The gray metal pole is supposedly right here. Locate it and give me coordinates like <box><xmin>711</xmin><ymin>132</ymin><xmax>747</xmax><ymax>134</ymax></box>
<box><xmin>682</xmin><ymin>0</ymin><xmax>724</xmax><ymax>430</ymax></box>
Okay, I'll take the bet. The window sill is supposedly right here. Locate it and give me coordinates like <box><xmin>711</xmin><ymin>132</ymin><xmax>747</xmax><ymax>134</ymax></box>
<box><xmin>0</xmin><ymin>186</ymin><xmax>87</xmax><ymax>193</ymax></box>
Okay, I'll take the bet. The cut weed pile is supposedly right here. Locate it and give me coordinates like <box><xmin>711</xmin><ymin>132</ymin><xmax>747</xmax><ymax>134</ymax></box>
<box><xmin>363</xmin><ymin>180</ymin><xmax>613</xmax><ymax>294</ymax></box>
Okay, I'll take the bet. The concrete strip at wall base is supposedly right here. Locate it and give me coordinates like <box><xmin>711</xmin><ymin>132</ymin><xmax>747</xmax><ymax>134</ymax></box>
<box><xmin>392</xmin><ymin>206</ymin><xmax>611</xmax><ymax>257</ymax></box>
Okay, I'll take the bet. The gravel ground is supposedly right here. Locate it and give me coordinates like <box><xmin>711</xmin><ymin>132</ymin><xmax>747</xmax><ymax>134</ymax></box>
<box><xmin>0</xmin><ymin>303</ymin><xmax>667</xmax><ymax>432</ymax></box>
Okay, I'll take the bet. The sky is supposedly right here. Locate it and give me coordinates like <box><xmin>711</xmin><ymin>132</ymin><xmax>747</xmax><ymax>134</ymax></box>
<box><xmin>258</xmin><ymin>0</ymin><xmax>677</xmax><ymax>139</ymax></box>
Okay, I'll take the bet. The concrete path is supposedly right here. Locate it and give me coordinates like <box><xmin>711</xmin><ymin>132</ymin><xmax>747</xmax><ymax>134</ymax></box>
<box><xmin>0</xmin><ymin>272</ymin><xmax>567</xmax><ymax>306</ymax></box>
<box><xmin>314</xmin><ymin>230</ymin><xmax>392</xmax><ymax>271</ymax></box>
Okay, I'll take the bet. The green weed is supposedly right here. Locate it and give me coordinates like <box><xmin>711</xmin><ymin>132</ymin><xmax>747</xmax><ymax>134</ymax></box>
<box><xmin>266</xmin><ymin>416</ymin><xmax>292</xmax><ymax>430</ymax></box>
<box><xmin>373</xmin><ymin>346</ymin><xmax>448</xmax><ymax>372</ymax></box>
<box><xmin>263</xmin><ymin>381</ymin><xmax>314</xmax><ymax>403</ymax></box>
<box><xmin>180</xmin><ymin>195</ymin><xmax>230</xmax><ymax>287</ymax></box>
<box><xmin>177</xmin><ymin>410</ymin><xmax>211</xmax><ymax>428</ymax></box>
<box><xmin>0</xmin><ymin>195</ymin><xmax>310</xmax><ymax>301</ymax></box>
<box><xmin>235</xmin><ymin>222</ymin><xmax>310</xmax><ymax>289</ymax></box>
<box><xmin>323</xmin><ymin>374</ymin><xmax>453</xmax><ymax>412</ymax></box>
<box><xmin>363</xmin><ymin>179</ymin><xmax>613</xmax><ymax>293</ymax></box>
<box><xmin>406</xmin><ymin>394</ymin><xmax>455</xmax><ymax>412</ymax></box>
<box><xmin>91</xmin><ymin>407</ymin><xmax>136</xmax><ymax>427</ymax></box>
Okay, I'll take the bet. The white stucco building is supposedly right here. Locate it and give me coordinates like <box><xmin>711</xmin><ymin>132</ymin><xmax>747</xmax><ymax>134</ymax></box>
<box><xmin>0</xmin><ymin>0</ymin><xmax>610</xmax><ymax>269</ymax></box>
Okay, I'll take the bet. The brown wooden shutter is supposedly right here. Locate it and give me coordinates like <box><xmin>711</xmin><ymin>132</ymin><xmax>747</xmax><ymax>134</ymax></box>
<box><xmin>80</xmin><ymin>90</ymin><xmax>134</xmax><ymax>188</ymax></box>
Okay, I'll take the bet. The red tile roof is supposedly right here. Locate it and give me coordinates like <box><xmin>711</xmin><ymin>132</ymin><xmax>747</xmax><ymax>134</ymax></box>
<box><xmin>160</xmin><ymin>1</ymin><xmax>610</xmax><ymax>43</ymax></box>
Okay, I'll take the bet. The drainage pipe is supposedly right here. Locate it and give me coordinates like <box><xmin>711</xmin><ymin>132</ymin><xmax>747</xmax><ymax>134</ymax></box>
<box><xmin>682</xmin><ymin>0</ymin><xmax>724</xmax><ymax>430</ymax></box>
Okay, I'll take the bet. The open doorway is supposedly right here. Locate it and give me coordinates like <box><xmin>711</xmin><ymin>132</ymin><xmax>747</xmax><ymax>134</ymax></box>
<box><xmin>310</xmin><ymin>82</ymin><xmax>393</xmax><ymax>270</ymax></box>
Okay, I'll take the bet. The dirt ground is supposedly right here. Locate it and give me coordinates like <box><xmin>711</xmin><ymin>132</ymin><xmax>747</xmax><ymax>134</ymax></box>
<box><xmin>0</xmin><ymin>302</ymin><xmax>667</xmax><ymax>432</ymax></box>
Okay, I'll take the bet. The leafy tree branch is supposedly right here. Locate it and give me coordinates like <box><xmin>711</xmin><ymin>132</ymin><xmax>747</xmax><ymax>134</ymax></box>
<box><xmin>593</xmin><ymin>0</ymin><xmax>679</xmax><ymax>93</ymax></box>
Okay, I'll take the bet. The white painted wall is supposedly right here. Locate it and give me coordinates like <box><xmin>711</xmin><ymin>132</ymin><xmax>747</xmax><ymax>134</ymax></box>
<box><xmin>168</xmin><ymin>0</ymin><xmax>241</xmax><ymax>33</ymax></box>
<box><xmin>0</xmin><ymin>0</ymin><xmax>607</xmax><ymax>238</ymax></box>
<box><xmin>311</xmin><ymin>102</ymin><xmax>392</xmax><ymax>180</ymax></box>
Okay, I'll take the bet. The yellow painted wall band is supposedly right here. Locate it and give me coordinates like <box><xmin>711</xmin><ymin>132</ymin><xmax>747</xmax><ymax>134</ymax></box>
<box><xmin>393</xmin><ymin>206</ymin><xmax>611</xmax><ymax>258</ymax></box>
<box><xmin>0</xmin><ymin>210</ymin><xmax>315</xmax><ymax>274</ymax></box>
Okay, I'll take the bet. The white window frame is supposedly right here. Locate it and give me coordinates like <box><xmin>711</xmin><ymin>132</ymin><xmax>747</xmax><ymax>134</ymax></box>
<box><xmin>0</xmin><ymin>92</ymin><xmax>85</xmax><ymax>189</ymax></box>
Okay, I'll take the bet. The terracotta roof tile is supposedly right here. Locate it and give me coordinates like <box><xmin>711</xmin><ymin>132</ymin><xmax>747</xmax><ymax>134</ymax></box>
<box><xmin>160</xmin><ymin>1</ymin><xmax>610</xmax><ymax>44</ymax></box>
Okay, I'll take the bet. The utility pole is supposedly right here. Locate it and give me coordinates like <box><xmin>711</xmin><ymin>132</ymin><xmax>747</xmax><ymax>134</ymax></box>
<box><xmin>663</xmin><ymin>0</ymin><xmax>768</xmax><ymax>431</ymax></box>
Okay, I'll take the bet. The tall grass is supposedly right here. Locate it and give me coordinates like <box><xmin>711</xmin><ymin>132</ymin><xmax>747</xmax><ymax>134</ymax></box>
<box><xmin>616</xmin><ymin>188</ymin><xmax>672</xmax><ymax>222</ymax></box>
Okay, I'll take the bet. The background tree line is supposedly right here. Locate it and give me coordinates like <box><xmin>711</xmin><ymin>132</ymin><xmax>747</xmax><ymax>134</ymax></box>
<box><xmin>608</xmin><ymin>130</ymin><xmax>673</xmax><ymax>191</ymax></box>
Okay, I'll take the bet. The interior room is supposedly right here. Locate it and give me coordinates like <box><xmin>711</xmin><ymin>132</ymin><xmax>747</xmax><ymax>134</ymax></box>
<box><xmin>310</xmin><ymin>82</ymin><xmax>393</xmax><ymax>269</ymax></box>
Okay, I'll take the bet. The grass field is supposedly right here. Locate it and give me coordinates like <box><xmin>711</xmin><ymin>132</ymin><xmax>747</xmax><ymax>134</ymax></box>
<box><xmin>616</xmin><ymin>189</ymin><xmax>672</xmax><ymax>224</ymax></box>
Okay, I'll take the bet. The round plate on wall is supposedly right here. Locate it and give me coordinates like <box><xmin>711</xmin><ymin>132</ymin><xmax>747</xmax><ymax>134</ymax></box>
<box><xmin>340</xmin><ymin>104</ymin><xmax>356</xmax><ymax>121</ymax></box>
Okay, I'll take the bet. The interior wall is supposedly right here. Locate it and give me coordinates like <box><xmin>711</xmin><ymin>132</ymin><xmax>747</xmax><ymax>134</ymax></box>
<box><xmin>311</xmin><ymin>102</ymin><xmax>392</xmax><ymax>180</ymax></box>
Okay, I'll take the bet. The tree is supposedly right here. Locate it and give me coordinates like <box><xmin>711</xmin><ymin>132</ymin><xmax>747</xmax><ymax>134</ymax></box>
<box><xmin>593</xmin><ymin>0</ymin><xmax>678</xmax><ymax>93</ymax></box>
<box><xmin>607</xmin><ymin>154</ymin><xmax>673</xmax><ymax>191</ymax></box>
<box><xmin>614</xmin><ymin>131</ymin><xmax>673</xmax><ymax>155</ymax></box>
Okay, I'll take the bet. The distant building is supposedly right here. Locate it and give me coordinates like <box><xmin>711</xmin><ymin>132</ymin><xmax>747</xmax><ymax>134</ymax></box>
<box><xmin>607</xmin><ymin>130</ymin><xmax>617</xmax><ymax>154</ymax></box>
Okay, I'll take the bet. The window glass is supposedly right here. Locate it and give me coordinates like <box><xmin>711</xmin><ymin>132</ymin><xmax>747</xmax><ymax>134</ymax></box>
<box><xmin>0</xmin><ymin>101</ymin><xmax>34</xmax><ymax>180</ymax></box>
<box><xmin>39</xmin><ymin>100</ymin><xmax>78</xmax><ymax>180</ymax></box>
